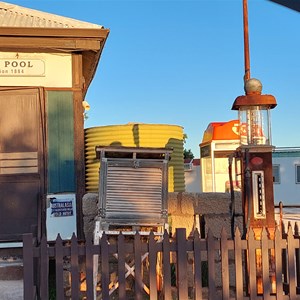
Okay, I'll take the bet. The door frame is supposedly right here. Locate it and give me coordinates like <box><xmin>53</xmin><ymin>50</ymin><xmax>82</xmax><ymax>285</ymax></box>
<box><xmin>0</xmin><ymin>87</ymin><xmax>46</xmax><ymax>242</ymax></box>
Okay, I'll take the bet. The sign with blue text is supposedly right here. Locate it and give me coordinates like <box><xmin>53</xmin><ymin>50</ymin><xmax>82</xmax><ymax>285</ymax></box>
<box><xmin>50</xmin><ymin>197</ymin><xmax>73</xmax><ymax>217</ymax></box>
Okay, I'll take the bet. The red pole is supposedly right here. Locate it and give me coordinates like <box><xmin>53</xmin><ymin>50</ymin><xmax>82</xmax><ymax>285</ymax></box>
<box><xmin>243</xmin><ymin>0</ymin><xmax>251</xmax><ymax>82</ymax></box>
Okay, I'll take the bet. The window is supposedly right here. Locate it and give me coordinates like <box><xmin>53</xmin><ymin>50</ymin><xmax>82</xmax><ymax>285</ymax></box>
<box><xmin>272</xmin><ymin>165</ymin><xmax>280</xmax><ymax>184</ymax></box>
<box><xmin>296</xmin><ymin>165</ymin><xmax>300</xmax><ymax>184</ymax></box>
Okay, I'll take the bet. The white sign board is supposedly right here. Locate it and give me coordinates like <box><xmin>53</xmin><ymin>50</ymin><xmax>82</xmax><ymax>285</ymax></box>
<box><xmin>0</xmin><ymin>59</ymin><xmax>45</xmax><ymax>76</ymax></box>
<box><xmin>46</xmin><ymin>194</ymin><xmax>77</xmax><ymax>241</ymax></box>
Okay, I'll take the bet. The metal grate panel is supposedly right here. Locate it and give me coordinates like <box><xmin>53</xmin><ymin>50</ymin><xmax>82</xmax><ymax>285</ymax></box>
<box><xmin>105</xmin><ymin>166</ymin><xmax>163</xmax><ymax>219</ymax></box>
<box><xmin>99</xmin><ymin>158</ymin><xmax>168</xmax><ymax>225</ymax></box>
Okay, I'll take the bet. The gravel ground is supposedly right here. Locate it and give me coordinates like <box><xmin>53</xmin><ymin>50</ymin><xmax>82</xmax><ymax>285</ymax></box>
<box><xmin>0</xmin><ymin>280</ymin><xmax>23</xmax><ymax>300</ymax></box>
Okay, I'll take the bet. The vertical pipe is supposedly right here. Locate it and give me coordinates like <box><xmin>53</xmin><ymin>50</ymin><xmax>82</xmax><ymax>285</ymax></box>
<box><xmin>243</xmin><ymin>0</ymin><xmax>251</xmax><ymax>82</ymax></box>
<box><xmin>244</xmin><ymin>148</ymin><xmax>252</xmax><ymax>237</ymax></box>
<box><xmin>211</xmin><ymin>145</ymin><xmax>216</xmax><ymax>192</ymax></box>
<box><xmin>228</xmin><ymin>154</ymin><xmax>236</xmax><ymax>239</ymax></box>
<box><xmin>279</xmin><ymin>201</ymin><xmax>283</xmax><ymax>232</ymax></box>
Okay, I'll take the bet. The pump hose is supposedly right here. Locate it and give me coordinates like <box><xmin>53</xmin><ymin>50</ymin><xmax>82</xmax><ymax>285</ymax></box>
<box><xmin>244</xmin><ymin>148</ymin><xmax>252</xmax><ymax>238</ymax></box>
<box><xmin>228</xmin><ymin>154</ymin><xmax>235</xmax><ymax>239</ymax></box>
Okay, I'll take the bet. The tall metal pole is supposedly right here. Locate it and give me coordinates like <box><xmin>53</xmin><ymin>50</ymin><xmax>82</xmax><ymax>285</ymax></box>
<box><xmin>243</xmin><ymin>0</ymin><xmax>251</xmax><ymax>82</ymax></box>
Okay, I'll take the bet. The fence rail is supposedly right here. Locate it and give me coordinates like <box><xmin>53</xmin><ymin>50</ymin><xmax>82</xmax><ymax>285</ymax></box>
<box><xmin>23</xmin><ymin>226</ymin><xmax>300</xmax><ymax>299</ymax></box>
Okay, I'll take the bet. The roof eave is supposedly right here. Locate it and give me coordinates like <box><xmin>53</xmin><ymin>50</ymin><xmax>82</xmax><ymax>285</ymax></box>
<box><xmin>0</xmin><ymin>26</ymin><xmax>109</xmax><ymax>38</ymax></box>
<box><xmin>0</xmin><ymin>26</ymin><xmax>110</xmax><ymax>95</ymax></box>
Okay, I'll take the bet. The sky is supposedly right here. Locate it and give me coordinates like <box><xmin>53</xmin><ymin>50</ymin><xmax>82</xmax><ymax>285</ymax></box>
<box><xmin>6</xmin><ymin>0</ymin><xmax>300</xmax><ymax>157</ymax></box>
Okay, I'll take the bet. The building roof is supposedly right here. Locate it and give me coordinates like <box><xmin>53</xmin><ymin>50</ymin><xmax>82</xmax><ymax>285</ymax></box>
<box><xmin>0</xmin><ymin>1</ymin><xmax>109</xmax><ymax>96</ymax></box>
<box><xmin>0</xmin><ymin>1</ymin><xmax>103</xmax><ymax>28</ymax></box>
<box><xmin>273</xmin><ymin>147</ymin><xmax>300</xmax><ymax>158</ymax></box>
<box><xmin>201</xmin><ymin>120</ymin><xmax>240</xmax><ymax>144</ymax></box>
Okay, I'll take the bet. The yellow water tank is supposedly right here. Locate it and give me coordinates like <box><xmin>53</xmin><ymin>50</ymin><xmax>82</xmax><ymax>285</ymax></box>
<box><xmin>84</xmin><ymin>123</ymin><xmax>185</xmax><ymax>192</ymax></box>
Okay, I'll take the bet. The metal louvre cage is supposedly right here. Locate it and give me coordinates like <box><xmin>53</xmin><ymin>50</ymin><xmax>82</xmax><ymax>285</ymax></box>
<box><xmin>95</xmin><ymin>146</ymin><xmax>172</xmax><ymax>226</ymax></box>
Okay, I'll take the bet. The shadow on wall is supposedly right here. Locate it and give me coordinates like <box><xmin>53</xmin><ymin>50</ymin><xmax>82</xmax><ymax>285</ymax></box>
<box><xmin>165</xmin><ymin>138</ymin><xmax>185</xmax><ymax>192</ymax></box>
<box><xmin>132</xmin><ymin>124</ymin><xmax>140</xmax><ymax>148</ymax></box>
<box><xmin>110</xmin><ymin>141</ymin><xmax>122</xmax><ymax>147</ymax></box>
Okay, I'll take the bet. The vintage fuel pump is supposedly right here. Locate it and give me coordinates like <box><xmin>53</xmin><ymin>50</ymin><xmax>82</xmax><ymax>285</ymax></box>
<box><xmin>232</xmin><ymin>78</ymin><xmax>277</xmax><ymax>239</ymax></box>
<box><xmin>231</xmin><ymin>0</ymin><xmax>278</xmax><ymax>293</ymax></box>
<box><xmin>232</xmin><ymin>0</ymin><xmax>278</xmax><ymax>239</ymax></box>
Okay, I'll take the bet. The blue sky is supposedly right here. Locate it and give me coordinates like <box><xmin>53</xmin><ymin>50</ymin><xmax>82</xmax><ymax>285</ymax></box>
<box><xmin>7</xmin><ymin>0</ymin><xmax>300</xmax><ymax>156</ymax></box>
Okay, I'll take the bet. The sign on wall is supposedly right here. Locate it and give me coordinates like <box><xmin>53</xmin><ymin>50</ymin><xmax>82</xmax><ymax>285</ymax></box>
<box><xmin>49</xmin><ymin>196</ymin><xmax>73</xmax><ymax>217</ymax></box>
<box><xmin>0</xmin><ymin>59</ymin><xmax>45</xmax><ymax>76</ymax></box>
<box><xmin>46</xmin><ymin>193</ymin><xmax>77</xmax><ymax>240</ymax></box>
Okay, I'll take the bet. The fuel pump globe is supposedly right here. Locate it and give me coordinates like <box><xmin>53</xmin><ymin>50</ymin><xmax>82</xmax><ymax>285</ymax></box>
<box><xmin>239</xmin><ymin>105</ymin><xmax>271</xmax><ymax>145</ymax></box>
<box><xmin>232</xmin><ymin>78</ymin><xmax>277</xmax><ymax>146</ymax></box>
<box><xmin>244</xmin><ymin>78</ymin><xmax>262</xmax><ymax>94</ymax></box>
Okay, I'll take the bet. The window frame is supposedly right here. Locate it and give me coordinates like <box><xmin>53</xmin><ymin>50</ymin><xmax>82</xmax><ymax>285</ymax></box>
<box><xmin>296</xmin><ymin>165</ymin><xmax>300</xmax><ymax>184</ymax></box>
<box><xmin>272</xmin><ymin>164</ymin><xmax>280</xmax><ymax>184</ymax></box>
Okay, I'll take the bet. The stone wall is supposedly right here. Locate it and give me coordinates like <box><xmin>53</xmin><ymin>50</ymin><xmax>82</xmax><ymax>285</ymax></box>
<box><xmin>82</xmin><ymin>192</ymin><xmax>244</xmax><ymax>239</ymax></box>
<box><xmin>82</xmin><ymin>193</ymin><xmax>98</xmax><ymax>241</ymax></box>
<box><xmin>169</xmin><ymin>192</ymin><xmax>243</xmax><ymax>238</ymax></box>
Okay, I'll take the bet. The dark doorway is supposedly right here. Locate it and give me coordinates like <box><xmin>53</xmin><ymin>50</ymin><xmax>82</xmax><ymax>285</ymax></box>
<box><xmin>0</xmin><ymin>88</ymin><xmax>45</xmax><ymax>241</ymax></box>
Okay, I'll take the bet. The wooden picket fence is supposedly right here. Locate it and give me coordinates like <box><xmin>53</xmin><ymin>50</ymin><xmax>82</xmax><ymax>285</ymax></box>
<box><xmin>23</xmin><ymin>226</ymin><xmax>300</xmax><ymax>299</ymax></box>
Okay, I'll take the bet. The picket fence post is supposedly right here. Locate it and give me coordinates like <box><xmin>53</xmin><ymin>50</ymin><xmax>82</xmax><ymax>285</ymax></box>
<box><xmin>55</xmin><ymin>234</ymin><xmax>64</xmax><ymax>300</ymax></box>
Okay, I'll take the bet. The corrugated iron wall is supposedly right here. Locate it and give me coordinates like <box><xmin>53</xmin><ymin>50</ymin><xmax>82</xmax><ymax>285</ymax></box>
<box><xmin>84</xmin><ymin>124</ymin><xmax>185</xmax><ymax>192</ymax></box>
<box><xmin>47</xmin><ymin>91</ymin><xmax>75</xmax><ymax>193</ymax></box>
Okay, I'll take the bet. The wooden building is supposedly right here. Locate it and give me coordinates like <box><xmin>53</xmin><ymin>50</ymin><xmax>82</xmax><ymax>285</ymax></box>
<box><xmin>0</xmin><ymin>2</ymin><xmax>109</xmax><ymax>241</ymax></box>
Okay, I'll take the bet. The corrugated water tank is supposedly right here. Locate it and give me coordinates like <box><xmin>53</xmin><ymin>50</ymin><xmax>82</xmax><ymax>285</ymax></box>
<box><xmin>85</xmin><ymin>123</ymin><xmax>185</xmax><ymax>192</ymax></box>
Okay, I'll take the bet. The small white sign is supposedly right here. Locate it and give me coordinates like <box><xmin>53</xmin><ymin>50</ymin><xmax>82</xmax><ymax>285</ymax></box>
<box><xmin>0</xmin><ymin>59</ymin><xmax>45</xmax><ymax>77</ymax></box>
<box><xmin>46</xmin><ymin>193</ymin><xmax>77</xmax><ymax>241</ymax></box>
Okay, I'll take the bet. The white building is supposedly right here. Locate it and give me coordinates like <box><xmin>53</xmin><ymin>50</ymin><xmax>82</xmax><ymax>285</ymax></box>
<box><xmin>199</xmin><ymin>120</ymin><xmax>241</xmax><ymax>193</ymax></box>
<box><xmin>184</xmin><ymin>159</ymin><xmax>201</xmax><ymax>193</ymax></box>
<box><xmin>272</xmin><ymin>147</ymin><xmax>300</xmax><ymax>206</ymax></box>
